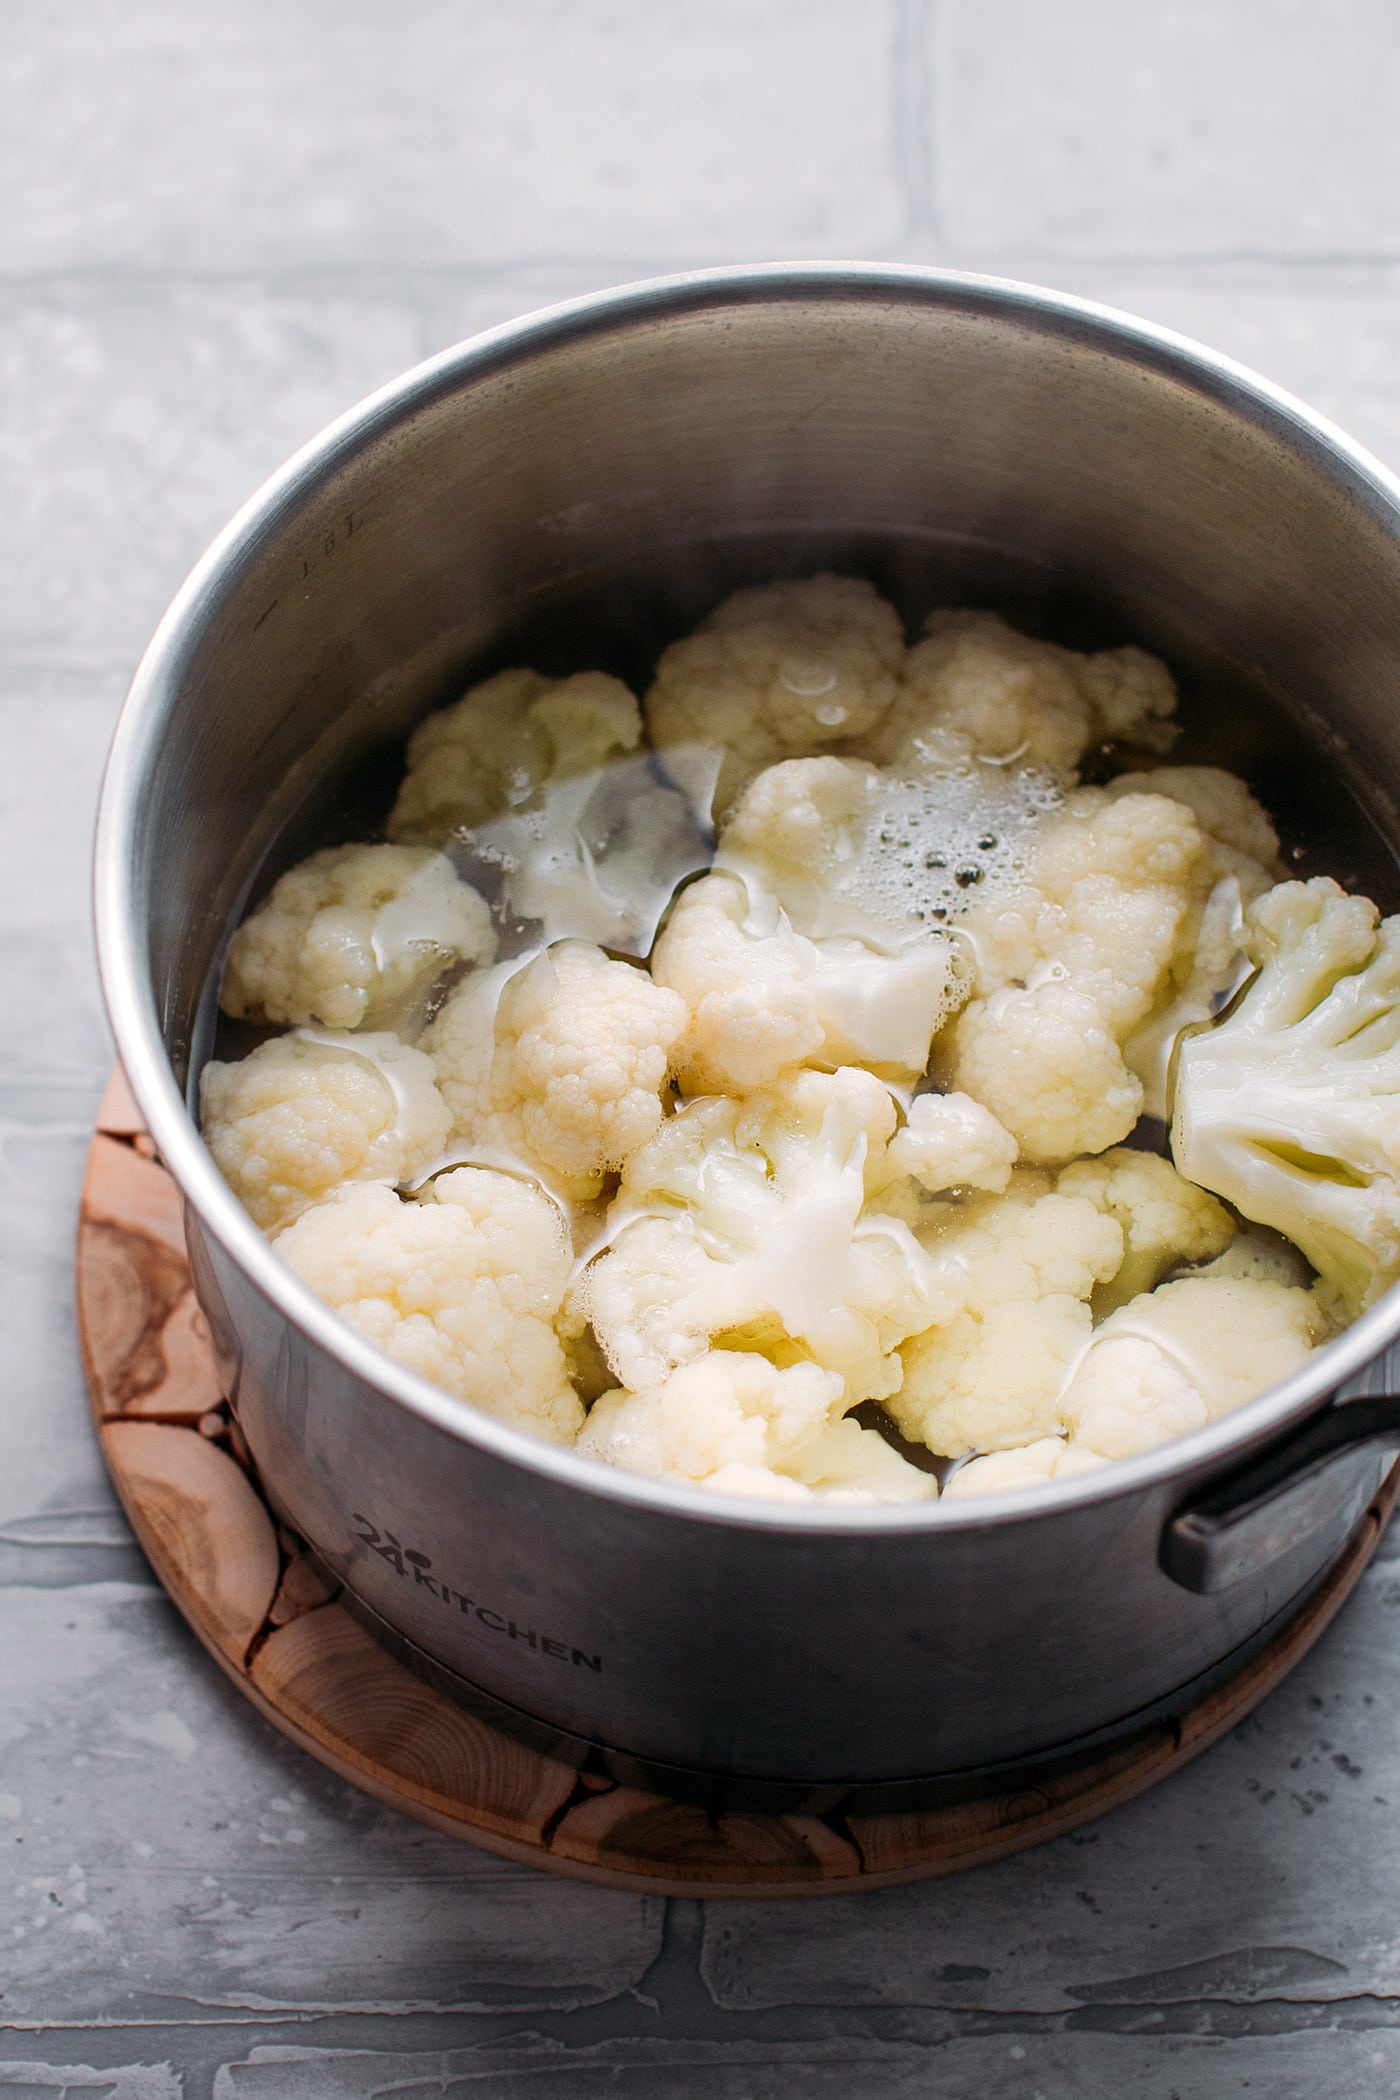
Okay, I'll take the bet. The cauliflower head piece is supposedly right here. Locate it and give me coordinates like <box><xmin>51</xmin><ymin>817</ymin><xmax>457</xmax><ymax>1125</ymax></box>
<box><xmin>221</xmin><ymin>843</ymin><xmax>495</xmax><ymax>1033</ymax></box>
<box><xmin>855</xmin><ymin>611</ymin><xmax>1178</xmax><ymax>774</ymax></box>
<box><xmin>1059</xmin><ymin>1272</ymin><xmax>1326</xmax><ymax>1461</ymax></box>
<box><xmin>387</xmin><ymin>667</ymin><xmax>642</xmax><ymax>845</ymax></box>
<box><xmin>644</xmin><ymin>575</ymin><xmax>906</xmax><ymax>818</ymax></box>
<box><xmin>653</xmin><ymin>872</ymin><xmax>960</xmax><ymax>1094</ymax></box>
<box><xmin>425</xmin><ymin>941</ymin><xmax>686</xmax><ymax>1198</ymax></box>
<box><xmin>943</xmin><ymin>788</ymin><xmax>1209</xmax><ymax>1160</ymax></box>
<box><xmin>200</xmin><ymin>1029</ymin><xmax>451</xmax><ymax>1236</ymax></box>
<box><xmin>276</xmin><ymin>1171</ymin><xmax>583</xmax><ymax>1443</ymax></box>
<box><xmin>1172</xmin><ymin>876</ymin><xmax>1400</xmax><ymax>1317</ymax></box>
<box><xmin>889</xmin><ymin>1171</ymin><xmax>1125</xmax><ymax>1457</ymax></box>
<box><xmin>581</xmin><ymin>1066</ymin><xmax>962</xmax><ymax>1403</ymax></box>
<box><xmin>942</xmin><ymin>1437</ymin><xmax>1108</xmax><ymax>1500</ymax></box>
<box><xmin>1056</xmin><ymin>1146</ymin><xmax>1234</xmax><ymax>1314</ymax></box>
<box><xmin>578</xmin><ymin>1352</ymin><xmax>936</xmax><ymax>1504</ymax></box>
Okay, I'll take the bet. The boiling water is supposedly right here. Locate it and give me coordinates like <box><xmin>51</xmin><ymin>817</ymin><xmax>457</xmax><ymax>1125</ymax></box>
<box><xmin>203</xmin><ymin>543</ymin><xmax>1400</xmax><ymax>1086</ymax></box>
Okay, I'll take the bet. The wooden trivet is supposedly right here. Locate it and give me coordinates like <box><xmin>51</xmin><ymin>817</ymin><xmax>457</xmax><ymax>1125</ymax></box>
<box><xmin>77</xmin><ymin>1070</ymin><xmax>1399</xmax><ymax>1897</ymax></box>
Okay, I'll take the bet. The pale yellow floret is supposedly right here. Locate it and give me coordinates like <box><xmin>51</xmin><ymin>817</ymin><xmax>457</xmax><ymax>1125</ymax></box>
<box><xmin>1057</xmin><ymin>1272</ymin><xmax>1326</xmax><ymax>1462</ymax></box>
<box><xmin>275</xmin><ymin>1172</ymin><xmax>583</xmax><ymax>1443</ymax></box>
<box><xmin>387</xmin><ymin>667</ymin><xmax>642</xmax><ymax>845</ymax></box>
<box><xmin>652</xmin><ymin>874</ymin><xmax>825</xmax><ymax>1093</ymax></box>
<box><xmin>944</xmin><ymin>789</ymin><xmax>1208</xmax><ymax>1160</ymax></box>
<box><xmin>1102</xmin><ymin>764</ymin><xmax>1282</xmax><ymax>885</ymax></box>
<box><xmin>948</xmin><ymin>980</ymin><xmax>1145</xmax><ymax>1164</ymax></box>
<box><xmin>200</xmin><ymin>1030</ymin><xmax>451</xmax><ymax>1236</ymax></box>
<box><xmin>942</xmin><ymin>1438</ymin><xmax>1109</xmax><ymax>1499</ymax></box>
<box><xmin>889</xmin><ymin>1173</ymin><xmax>1125</xmax><ymax>1456</ymax></box>
<box><xmin>652</xmin><ymin>872</ymin><xmax>957</xmax><ymax>1094</ymax></box>
<box><xmin>1057</xmin><ymin>1338</ymin><xmax>1209</xmax><ymax>1460</ymax></box>
<box><xmin>494</xmin><ymin>942</ymin><xmax>686</xmax><ymax>1183</ymax></box>
<box><xmin>855</xmin><ymin>612</ymin><xmax>1177</xmax><ymax>773</ymax></box>
<box><xmin>424</xmin><ymin>942</ymin><xmax>686</xmax><ymax>1197</ymax></box>
<box><xmin>644</xmin><ymin>575</ymin><xmax>905</xmax><ymax>817</ymax></box>
<box><xmin>221</xmin><ymin>843</ymin><xmax>496</xmax><ymax>1033</ymax></box>
<box><xmin>577</xmin><ymin>1353</ymin><xmax>935</xmax><ymax>1504</ymax></box>
<box><xmin>715</xmin><ymin>756</ymin><xmax>889</xmax><ymax>934</ymax></box>
<box><xmin>882</xmin><ymin>1091</ymin><xmax>1018</xmax><ymax>1196</ymax></box>
<box><xmin>584</xmin><ymin>1067</ymin><xmax>961</xmax><ymax>1403</ymax></box>
<box><xmin>1056</xmin><ymin>1146</ymin><xmax>1234</xmax><ymax>1313</ymax></box>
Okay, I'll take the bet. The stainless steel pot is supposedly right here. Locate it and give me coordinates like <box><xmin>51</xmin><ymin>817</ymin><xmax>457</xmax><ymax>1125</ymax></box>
<box><xmin>95</xmin><ymin>265</ymin><xmax>1400</xmax><ymax>1806</ymax></box>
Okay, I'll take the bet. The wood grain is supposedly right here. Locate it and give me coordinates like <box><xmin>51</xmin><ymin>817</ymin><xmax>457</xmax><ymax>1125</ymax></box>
<box><xmin>549</xmin><ymin>1788</ymin><xmax>862</xmax><ymax>1887</ymax></box>
<box><xmin>77</xmin><ymin>1068</ymin><xmax>1400</xmax><ymax>1895</ymax></box>
<box><xmin>102</xmin><ymin>1420</ymin><xmax>281</xmax><ymax>1666</ymax></box>
<box><xmin>79</xmin><ymin>1129</ymin><xmax>224</xmax><ymax>1420</ymax></box>
<box><xmin>251</xmin><ymin>1604</ymin><xmax>579</xmax><ymax>1843</ymax></box>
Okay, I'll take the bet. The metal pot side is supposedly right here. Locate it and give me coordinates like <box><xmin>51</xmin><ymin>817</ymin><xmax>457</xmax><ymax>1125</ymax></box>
<box><xmin>96</xmin><ymin>266</ymin><xmax>1400</xmax><ymax>1783</ymax></box>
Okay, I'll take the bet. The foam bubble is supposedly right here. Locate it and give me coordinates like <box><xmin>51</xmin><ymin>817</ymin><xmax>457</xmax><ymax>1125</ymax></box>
<box><xmin>830</xmin><ymin>759</ymin><xmax>1063</xmax><ymax>943</ymax></box>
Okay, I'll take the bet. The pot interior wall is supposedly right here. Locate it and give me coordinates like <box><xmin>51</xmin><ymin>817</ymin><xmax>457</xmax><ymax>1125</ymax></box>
<box><xmin>132</xmin><ymin>283</ymin><xmax>1400</xmax><ymax>1072</ymax></box>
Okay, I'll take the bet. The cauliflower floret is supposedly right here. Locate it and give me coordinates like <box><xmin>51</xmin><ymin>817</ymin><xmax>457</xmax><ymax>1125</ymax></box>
<box><xmin>577</xmin><ymin>1352</ymin><xmax>935</xmax><ymax>1503</ymax></box>
<box><xmin>200</xmin><ymin>1030</ymin><xmax>451</xmax><ymax>1236</ymax></box>
<box><xmin>221</xmin><ymin>844</ymin><xmax>495</xmax><ymax>1033</ymax></box>
<box><xmin>855</xmin><ymin>612</ymin><xmax>1177</xmax><ymax>774</ymax></box>
<box><xmin>715</xmin><ymin>755</ymin><xmax>891</xmax><ymax>938</ymax></box>
<box><xmin>1097</xmin><ymin>767</ymin><xmax>1282</xmax><ymax>1115</ymax></box>
<box><xmin>942</xmin><ymin>1437</ymin><xmax>1109</xmax><ymax>1499</ymax></box>
<box><xmin>651</xmin><ymin>873</ymin><xmax>823</xmax><ymax>1092</ymax></box>
<box><xmin>889</xmin><ymin>1173</ymin><xmax>1125</xmax><ymax>1456</ymax></box>
<box><xmin>883</xmin><ymin>1091</ymin><xmax>1019</xmax><ymax>1196</ymax></box>
<box><xmin>652</xmin><ymin>872</ymin><xmax>958</xmax><ymax>1094</ymax></box>
<box><xmin>644</xmin><ymin>576</ymin><xmax>905</xmax><ymax>818</ymax></box>
<box><xmin>582</xmin><ymin>1067</ymin><xmax>961</xmax><ymax>1402</ymax></box>
<box><xmin>387</xmin><ymin>667</ymin><xmax>642</xmax><ymax>845</ymax></box>
<box><xmin>275</xmin><ymin>1173</ymin><xmax>583</xmax><ymax>1442</ymax></box>
<box><xmin>1057</xmin><ymin>1337</ymin><xmax>1209</xmax><ymax>1460</ymax></box>
<box><xmin>1172</xmin><ymin>878</ymin><xmax>1400</xmax><ymax>1317</ymax></box>
<box><xmin>1056</xmin><ymin>1146</ymin><xmax>1234</xmax><ymax>1314</ymax></box>
<box><xmin>1102</xmin><ymin>764</ymin><xmax>1281</xmax><ymax>893</ymax></box>
<box><xmin>947</xmin><ymin>983</ymin><xmax>1144</xmax><ymax>1165</ymax></box>
<box><xmin>1061</xmin><ymin>1274</ymin><xmax>1326</xmax><ymax>1459</ymax></box>
<box><xmin>425</xmin><ymin>941</ymin><xmax>686</xmax><ymax>1197</ymax></box>
<box><xmin>943</xmin><ymin>789</ymin><xmax>1208</xmax><ymax>1160</ymax></box>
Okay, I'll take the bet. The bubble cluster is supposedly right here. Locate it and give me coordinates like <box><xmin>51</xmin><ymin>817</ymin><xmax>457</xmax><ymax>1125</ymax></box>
<box><xmin>841</xmin><ymin>761</ymin><xmax>1063</xmax><ymax>938</ymax></box>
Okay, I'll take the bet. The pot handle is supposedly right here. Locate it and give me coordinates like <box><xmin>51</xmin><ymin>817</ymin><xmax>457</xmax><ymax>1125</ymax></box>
<box><xmin>1160</xmin><ymin>1394</ymin><xmax>1400</xmax><ymax>1594</ymax></box>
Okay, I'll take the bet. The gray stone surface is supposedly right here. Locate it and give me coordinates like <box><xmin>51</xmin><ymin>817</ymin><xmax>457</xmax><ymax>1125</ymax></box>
<box><xmin>7</xmin><ymin>2</ymin><xmax>1400</xmax><ymax>2094</ymax></box>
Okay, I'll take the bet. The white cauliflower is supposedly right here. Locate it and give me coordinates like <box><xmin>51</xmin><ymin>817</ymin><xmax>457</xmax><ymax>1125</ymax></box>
<box><xmin>1102</xmin><ymin>764</ymin><xmax>1281</xmax><ymax>892</ymax></box>
<box><xmin>275</xmin><ymin>1171</ymin><xmax>583</xmax><ymax>1443</ymax></box>
<box><xmin>387</xmin><ymin>667</ymin><xmax>642</xmax><ymax>844</ymax></box>
<box><xmin>577</xmin><ymin>1352</ymin><xmax>935</xmax><ymax>1504</ymax></box>
<box><xmin>943</xmin><ymin>788</ymin><xmax>1208</xmax><ymax>1159</ymax></box>
<box><xmin>942</xmin><ymin>1438</ymin><xmax>1108</xmax><ymax>1499</ymax></box>
<box><xmin>889</xmin><ymin>1171</ymin><xmax>1125</xmax><ymax>1457</ymax></box>
<box><xmin>1056</xmin><ymin>1146</ymin><xmax>1234</xmax><ymax>1313</ymax></box>
<box><xmin>880</xmin><ymin>1091</ymin><xmax>1019</xmax><ymax>1197</ymax></box>
<box><xmin>1060</xmin><ymin>1273</ymin><xmax>1326</xmax><ymax>1459</ymax></box>
<box><xmin>855</xmin><ymin>611</ymin><xmax>1177</xmax><ymax>774</ymax></box>
<box><xmin>581</xmin><ymin>1067</ymin><xmax>961</xmax><ymax>1403</ymax></box>
<box><xmin>1102</xmin><ymin>766</ymin><xmax>1282</xmax><ymax>1115</ymax></box>
<box><xmin>221</xmin><ymin>844</ymin><xmax>495</xmax><ymax>1033</ymax></box>
<box><xmin>425</xmin><ymin>941</ymin><xmax>686</xmax><ymax>1197</ymax></box>
<box><xmin>644</xmin><ymin>575</ymin><xmax>906</xmax><ymax>818</ymax></box>
<box><xmin>652</xmin><ymin>873</ymin><xmax>959</xmax><ymax>1094</ymax></box>
<box><xmin>200</xmin><ymin>1029</ymin><xmax>451</xmax><ymax>1236</ymax></box>
<box><xmin>1172</xmin><ymin>877</ymin><xmax>1400</xmax><ymax>1317</ymax></box>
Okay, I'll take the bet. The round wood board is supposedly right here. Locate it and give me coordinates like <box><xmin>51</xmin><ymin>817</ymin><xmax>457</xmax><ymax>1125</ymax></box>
<box><xmin>77</xmin><ymin>1068</ymin><xmax>1400</xmax><ymax>1897</ymax></box>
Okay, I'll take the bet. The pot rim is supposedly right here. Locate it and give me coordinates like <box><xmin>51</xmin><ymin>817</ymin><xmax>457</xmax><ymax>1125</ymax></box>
<box><xmin>93</xmin><ymin>259</ymin><xmax>1400</xmax><ymax>1538</ymax></box>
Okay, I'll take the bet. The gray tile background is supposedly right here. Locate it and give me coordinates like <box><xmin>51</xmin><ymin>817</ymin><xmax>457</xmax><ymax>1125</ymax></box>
<box><xmin>6</xmin><ymin>2</ymin><xmax>1400</xmax><ymax>2092</ymax></box>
